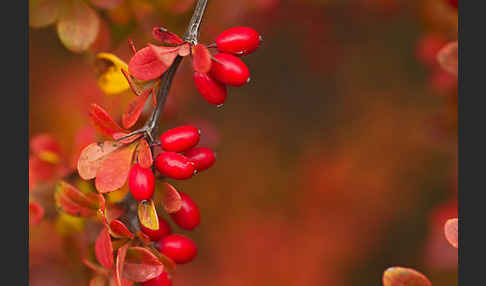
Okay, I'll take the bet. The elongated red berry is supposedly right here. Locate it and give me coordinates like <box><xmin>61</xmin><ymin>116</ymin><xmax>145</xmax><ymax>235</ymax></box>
<box><xmin>170</xmin><ymin>192</ymin><xmax>200</xmax><ymax>230</ymax></box>
<box><xmin>160</xmin><ymin>126</ymin><xmax>200</xmax><ymax>152</ymax></box>
<box><xmin>155</xmin><ymin>152</ymin><xmax>195</xmax><ymax>180</ymax></box>
<box><xmin>141</xmin><ymin>270</ymin><xmax>172</xmax><ymax>286</ymax></box>
<box><xmin>156</xmin><ymin>234</ymin><xmax>197</xmax><ymax>264</ymax></box>
<box><xmin>184</xmin><ymin>147</ymin><xmax>215</xmax><ymax>172</ymax></box>
<box><xmin>210</xmin><ymin>53</ymin><xmax>250</xmax><ymax>87</ymax></box>
<box><xmin>128</xmin><ymin>164</ymin><xmax>155</xmax><ymax>201</ymax></box>
<box><xmin>216</xmin><ymin>27</ymin><xmax>261</xmax><ymax>56</ymax></box>
<box><xmin>141</xmin><ymin>215</ymin><xmax>172</xmax><ymax>241</ymax></box>
<box><xmin>193</xmin><ymin>72</ymin><xmax>227</xmax><ymax>105</ymax></box>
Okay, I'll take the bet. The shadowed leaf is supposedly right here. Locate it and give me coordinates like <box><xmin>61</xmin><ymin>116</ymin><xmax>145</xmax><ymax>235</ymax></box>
<box><xmin>95</xmin><ymin>227</ymin><xmax>114</xmax><ymax>269</ymax></box>
<box><xmin>112</xmin><ymin>133</ymin><xmax>143</xmax><ymax>144</ymax></box>
<box><xmin>138</xmin><ymin>199</ymin><xmax>159</xmax><ymax>230</ymax></box>
<box><xmin>383</xmin><ymin>267</ymin><xmax>432</xmax><ymax>286</ymax></box>
<box><xmin>122</xmin><ymin>88</ymin><xmax>152</xmax><ymax>129</ymax></box>
<box><xmin>95</xmin><ymin>143</ymin><xmax>138</xmax><ymax>193</ymax></box>
<box><xmin>159</xmin><ymin>182</ymin><xmax>182</xmax><ymax>213</ymax></box>
<box><xmin>78</xmin><ymin>141</ymin><xmax>124</xmax><ymax>180</ymax></box>
<box><xmin>90</xmin><ymin>104</ymin><xmax>126</xmax><ymax>137</ymax></box>
<box><xmin>95</xmin><ymin>53</ymin><xmax>130</xmax><ymax>95</ymax></box>
<box><xmin>137</xmin><ymin>139</ymin><xmax>153</xmax><ymax>168</ymax></box>
<box><xmin>29</xmin><ymin>201</ymin><xmax>44</xmax><ymax>225</ymax></box>
<box><xmin>192</xmin><ymin>44</ymin><xmax>212</xmax><ymax>73</ymax></box>
<box><xmin>123</xmin><ymin>247</ymin><xmax>164</xmax><ymax>282</ymax></box>
<box><xmin>444</xmin><ymin>218</ymin><xmax>458</xmax><ymax>248</ymax></box>
<box><xmin>147</xmin><ymin>246</ymin><xmax>176</xmax><ymax>273</ymax></box>
<box><xmin>120</xmin><ymin>69</ymin><xmax>157</xmax><ymax>96</ymax></box>
<box><xmin>437</xmin><ymin>41</ymin><xmax>458</xmax><ymax>76</ymax></box>
<box><xmin>136</xmin><ymin>231</ymin><xmax>152</xmax><ymax>246</ymax></box>
<box><xmin>152</xmin><ymin>27</ymin><xmax>184</xmax><ymax>45</ymax></box>
<box><xmin>56</xmin><ymin>0</ymin><xmax>100</xmax><ymax>52</ymax></box>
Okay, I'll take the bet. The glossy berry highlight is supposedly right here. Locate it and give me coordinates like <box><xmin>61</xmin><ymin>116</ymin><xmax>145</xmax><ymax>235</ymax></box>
<box><xmin>156</xmin><ymin>234</ymin><xmax>198</xmax><ymax>264</ymax></box>
<box><xmin>210</xmin><ymin>53</ymin><xmax>250</xmax><ymax>87</ymax></box>
<box><xmin>160</xmin><ymin>126</ymin><xmax>200</xmax><ymax>152</ymax></box>
<box><xmin>155</xmin><ymin>152</ymin><xmax>195</xmax><ymax>180</ymax></box>
<box><xmin>170</xmin><ymin>192</ymin><xmax>200</xmax><ymax>230</ymax></box>
<box><xmin>141</xmin><ymin>270</ymin><xmax>172</xmax><ymax>286</ymax></box>
<box><xmin>184</xmin><ymin>147</ymin><xmax>216</xmax><ymax>172</ymax></box>
<box><xmin>193</xmin><ymin>72</ymin><xmax>228</xmax><ymax>105</ymax></box>
<box><xmin>140</xmin><ymin>215</ymin><xmax>172</xmax><ymax>241</ymax></box>
<box><xmin>128</xmin><ymin>164</ymin><xmax>155</xmax><ymax>201</ymax></box>
<box><xmin>216</xmin><ymin>26</ymin><xmax>262</xmax><ymax>56</ymax></box>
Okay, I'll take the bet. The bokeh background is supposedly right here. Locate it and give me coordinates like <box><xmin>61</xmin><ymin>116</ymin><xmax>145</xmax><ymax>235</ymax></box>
<box><xmin>29</xmin><ymin>0</ymin><xmax>458</xmax><ymax>285</ymax></box>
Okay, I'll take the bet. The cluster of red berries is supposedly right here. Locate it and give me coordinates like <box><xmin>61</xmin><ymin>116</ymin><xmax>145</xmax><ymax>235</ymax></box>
<box><xmin>193</xmin><ymin>26</ymin><xmax>262</xmax><ymax>106</ymax></box>
<box><xmin>127</xmin><ymin>125</ymin><xmax>214</xmax><ymax>286</ymax></box>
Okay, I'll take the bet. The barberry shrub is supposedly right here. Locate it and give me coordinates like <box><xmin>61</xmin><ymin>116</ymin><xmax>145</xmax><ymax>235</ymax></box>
<box><xmin>49</xmin><ymin>1</ymin><xmax>263</xmax><ymax>285</ymax></box>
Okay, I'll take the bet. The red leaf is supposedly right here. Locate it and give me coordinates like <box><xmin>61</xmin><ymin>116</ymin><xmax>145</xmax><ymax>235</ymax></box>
<box><xmin>112</xmin><ymin>133</ymin><xmax>143</xmax><ymax>144</ymax></box>
<box><xmin>30</xmin><ymin>133</ymin><xmax>62</xmax><ymax>163</ymax></box>
<box><xmin>115</xmin><ymin>243</ymin><xmax>129</xmax><ymax>286</ymax></box>
<box><xmin>123</xmin><ymin>247</ymin><xmax>164</xmax><ymax>282</ymax></box>
<box><xmin>137</xmin><ymin>139</ymin><xmax>153</xmax><ymax>168</ymax></box>
<box><xmin>437</xmin><ymin>41</ymin><xmax>458</xmax><ymax>76</ymax></box>
<box><xmin>128</xmin><ymin>46</ymin><xmax>176</xmax><ymax>81</ymax></box>
<box><xmin>136</xmin><ymin>231</ymin><xmax>152</xmax><ymax>246</ymax></box>
<box><xmin>95</xmin><ymin>143</ymin><xmax>138</xmax><ymax>193</ymax></box>
<box><xmin>192</xmin><ymin>44</ymin><xmax>212</xmax><ymax>73</ymax></box>
<box><xmin>95</xmin><ymin>227</ymin><xmax>114</xmax><ymax>269</ymax></box>
<box><xmin>444</xmin><ymin>218</ymin><xmax>458</xmax><ymax>248</ymax></box>
<box><xmin>159</xmin><ymin>182</ymin><xmax>182</xmax><ymax>214</ymax></box>
<box><xmin>152</xmin><ymin>27</ymin><xmax>185</xmax><ymax>45</ymax></box>
<box><xmin>382</xmin><ymin>267</ymin><xmax>432</xmax><ymax>286</ymax></box>
<box><xmin>56</xmin><ymin>0</ymin><xmax>100</xmax><ymax>53</ymax></box>
<box><xmin>122</xmin><ymin>88</ymin><xmax>152</xmax><ymax>129</ymax></box>
<box><xmin>77</xmin><ymin>141</ymin><xmax>124</xmax><ymax>180</ymax></box>
<box><xmin>90</xmin><ymin>104</ymin><xmax>126</xmax><ymax>137</ymax></box>
<box><xmin>54</xmin><ymin>181</ymin><xmax>104</xmax><ymax>217</ymax></box>
<box><xmin>83</xmin><ymin>257</ymin><xmax>110</xmax><ymax>276</ymax></box>
<box><xmin>109</xmin><ymin>220</ymin><xmax>134</xmax><ymax>239</ymax></box>
<box><xmin>178</xmin><ymin>43</ymin><xmax>191</xmax><ymax>57</ymax></box>
<box><xmin>29</xmin><ymin>201</ymin><xmax>44</xmax><ymax>225</ymax></box>
<box><xmin>147</xmin><ymin>247</ymin><xmax>176</xmax><ymax>273</ymax></box>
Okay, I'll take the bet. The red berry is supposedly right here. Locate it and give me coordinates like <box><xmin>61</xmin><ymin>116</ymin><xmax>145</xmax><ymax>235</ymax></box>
<box><xmin>160</xmin><ymin>126</ymin><xmax>200</xmax><ymax>152</ymax></box>
<box><xmin>155</xmin><ymin>152</ymin><xmax>195</xmax><ymax>180</ymax></box>
<box><xmin>156</xmin><ymin>234</ymin><xmax>197</xmax><ymax>264</ymax></box>
<box><xmin>183</xmin><ymin>147</ymin><xmax>215</xmax><ymax>172</ymax></box>
<box><xmin>216</xmin><ymin>27</ymin><xmax>261</xmax><ymax>56</ymax></box>
<box><xmin>140</xmin><ymin>215</ymin><xmax>172</xmax><ymax>241</ymax></box>
<box><xmin>141</xmin><ymin>270</ymin><xmax>172</xmax><ymax>286</ymax></box>
<box><xmin>193</xmin><ymin>72</ymin><xmax>227</xmax><ymax>105</ymax></box>
<box><xmin>128</xmin><ymin>164</ymin><xmax>155</xmax><ymax>201</ymax></box>
<box><xmin>209</xmin><ymin>53</ymin><xmax>250</xmax><ymax>87</ymax></box>
<box><xmin>170</xmin><ymin>192</ymin><xmax>200</xmax><ymax>230</ymax></box>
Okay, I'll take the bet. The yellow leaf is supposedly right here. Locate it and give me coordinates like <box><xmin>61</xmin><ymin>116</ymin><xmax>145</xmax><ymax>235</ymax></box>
<box><xmin>96</xmin><ymin>52</ymin><xmax>130</xmax><ymax>94</ymax></box>
<box><xmin>138</xmin><ymin>199</ymin><xmax>159</xmax><ymax>230</ymax></box>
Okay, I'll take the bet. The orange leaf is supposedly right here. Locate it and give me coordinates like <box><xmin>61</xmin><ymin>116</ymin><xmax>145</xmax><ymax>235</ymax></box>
<box><xmin>192</xmin><ymin>44</ymin><xmax>212</xmax><ymax>73</ymax></box>
<box><xmin>83</xmin><ymin>257</ymin><xmax>110</xmax><ymax>276</ymax></box>
<box><xmin>95</xmin><ymin>227</ymin><xmax>114</xmax><ymax>269</ymax></box>
<box><xmin>437</xmin><ymin>41</ymin><xmax>458</xmax><ymax>76</ymax></box>
<box><xmin>90</xmin><ymin>104</ymin><xmax>126</xmax><ymax>137</ymax></box>
<box><xmin>123</xmin><ymin>247</ymin><xmax>164</xmax><ymax>282</ymax></box>
<box><xmin>90</xmin><ymin>0</ymin><xmax>123</xmax><ymax>10</ymax></box>
<box><xmin>54</xmin><ymin>181</ymin><xmax>104</xmax><ymax>217</ymax></box>
<box><xmin>122</xmin><ymin>88</ymin><xmax>152</xmax><ymax>129</ymax></box>
<box><xmin>115</xmin><ymin>243</ymin><xmax>129</xmax><ymax>286</ymax></box>
<box><xmin>95</xmin><ymin>143</ymin><xmax>138</xmax><ymax>193</ymax></box>
<box><xmin>138</xmin><ymin>199</ymin><xmax>159</xmax><ymax>231</ymax></box>
<box><xmin>29</xmin><ymin>201</ymin><xmax>44</xmax><ymax>225</ymax></box>
<box><xmin>109</xmin><ymin>219</ymin><xmax>134</xmax><ymax>239</ymax></box>
<box><xmin>159</xmin><ymin>182</ymin><xmax>182</xmax><ymax>214</ymax></box>
<box><xmin>77</xmin><ymin>141</ymin><xmax>124</xmax><ymax>180</ymax></box>
<box><xmin>137</xmin><ymin>139</ymin><xmax>153</xmax><ymax>168</ymax></box>
<box><xmin>29</xmin><ymin>0</ymin><xmax>62</xmax><ymax>28</ymax></box>
<box><xmin>56</xmin><ymin>0</ymin><xmax>100</xmax><ymax>53</ymax></box>
<box><xmin>444</xmin><ymin>218</ymin><xmax>458</xmax><ymax>248</ymax></box>
<box><xmin>89</xmin><ymin>275</ymin><xmax>107</xmax><ymax>286</ymax></box>
<box><xmin>151</xmin><ymin>27</ymin><xmax>184</xmax><ymax>45</ymax></box>
<box><xmin>382</xmin><ymin>267</ymin><xmax>432</xmax><ymax>286</ymax></box>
